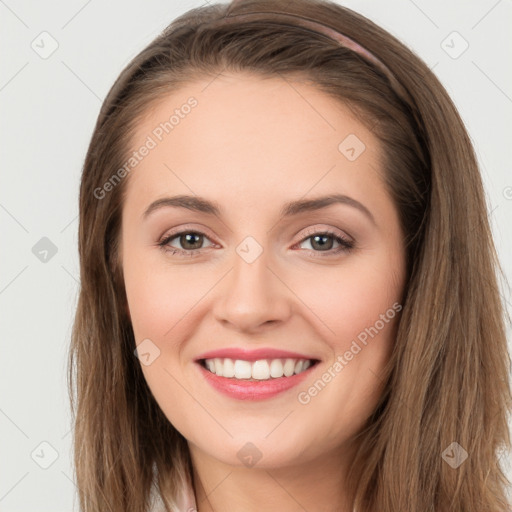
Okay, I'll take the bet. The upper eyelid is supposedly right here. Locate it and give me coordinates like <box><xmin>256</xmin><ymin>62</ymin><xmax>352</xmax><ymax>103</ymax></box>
<box><xmin>298</xmin><ymin>225</ymin><xmax>353</xmax><ymax>241</ymax></box>
<box><xmin>161</xmin><ymin>224</ymin><xmax>216</xmax><ymax>240</ymax></box>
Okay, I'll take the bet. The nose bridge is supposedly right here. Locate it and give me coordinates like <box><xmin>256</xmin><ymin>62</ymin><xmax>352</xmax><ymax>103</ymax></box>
<box><xmin>212</xmin><ymin>234</ymin><xmax>291</xmax><ymax>331</ymax></box>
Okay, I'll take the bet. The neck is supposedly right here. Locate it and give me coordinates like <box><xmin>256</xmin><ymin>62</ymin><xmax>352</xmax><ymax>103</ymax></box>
<box><xmin>189</xmin><ymin>442</ymin><xmax>356</xmax><ymax>512</ymax></box>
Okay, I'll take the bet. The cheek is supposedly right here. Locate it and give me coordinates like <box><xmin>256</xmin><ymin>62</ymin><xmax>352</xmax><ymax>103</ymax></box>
<box><xmin>289</xmin><ymin>251</ymin><xmax>404</xmax><ymax>352</ymax></box>
<box><xmin>289</xmin><ymin>250</ymin><xmax>403</xmax><ymax>436</ymax></box>
<box><xmin>123</xmin><ymin>258</ymin><xmax>203</xmax><ymax>432</ymax></box>
<box><xmin>124</xmin><ymin>252</ymin><xmax>202</xmax><ymax>343</ymax></box>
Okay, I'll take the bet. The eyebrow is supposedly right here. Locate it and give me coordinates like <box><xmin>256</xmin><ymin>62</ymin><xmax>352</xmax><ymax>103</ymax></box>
<box><xmin>142</xmin><ymin>193</ymin><xmax>375</xmax><ymax>225</ymax></box>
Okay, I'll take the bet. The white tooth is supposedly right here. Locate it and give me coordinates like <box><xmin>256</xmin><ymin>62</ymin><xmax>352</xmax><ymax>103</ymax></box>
<box><xmin>283</xmin><ymin>358</ymin><xmax>296</xmax><ymax>377</ymax></box>
<box><xmin>214</xmin><ymin>358</ymin><xmax>223</xmax><ymax>377</ymax></box>
<box><xmin>234</xmin><ymin>359</ymin><xmax>252</xmax><ymax>379</ymax></box>
<box><xmin>269</xmin><ymin>359</ymin><xmax>284</xmax><ymax>378</ymax></box>
<box><xmin>252</xmin><ymin>360</ymin><xmax>270</xmax><ymax>380</ymax></box>
<box><xmin>223</xmin><ymin>358</ymin><xmax>235</xmax><ymax>378</ymax></box>
<box><xmin>204</xmin><ymin>357</ymin><xmax>311</xmax><ymax>380</ymax></box>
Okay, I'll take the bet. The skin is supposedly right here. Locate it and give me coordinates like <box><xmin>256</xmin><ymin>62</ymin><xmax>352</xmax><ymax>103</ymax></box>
<box><xmin>120</xmin><ymin>72</ymin><xmax>406</xmax><ymax>512</ymax></box>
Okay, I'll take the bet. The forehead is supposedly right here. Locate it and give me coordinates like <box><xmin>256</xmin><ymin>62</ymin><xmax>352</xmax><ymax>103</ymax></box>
<box><xmin>122</xmin><ymin>72</ymin><xmax>385</xmax><ymax>218</ymax></box>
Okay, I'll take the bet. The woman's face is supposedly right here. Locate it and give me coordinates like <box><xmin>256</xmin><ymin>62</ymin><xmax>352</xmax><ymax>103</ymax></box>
<box><xmin>120</xmin><ymin>72</ymin><xmax>406</xmax><ymax>469</ymax></box>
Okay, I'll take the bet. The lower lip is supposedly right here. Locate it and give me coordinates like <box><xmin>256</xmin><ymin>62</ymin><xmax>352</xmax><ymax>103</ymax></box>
<box><xmin>196</xmin><ymin>362</ymin><xmax>315</xmax><ymax>400</ymax></box>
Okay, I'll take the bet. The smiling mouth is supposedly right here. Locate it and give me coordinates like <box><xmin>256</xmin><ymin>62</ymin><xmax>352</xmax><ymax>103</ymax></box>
<box><xmin>199</xmin><ymin>357</ymin><xmax>319</xmax><ymax>381</ymax></box>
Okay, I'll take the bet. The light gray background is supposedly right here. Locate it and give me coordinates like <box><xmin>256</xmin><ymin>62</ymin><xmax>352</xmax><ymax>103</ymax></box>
<box><xmin>1</xmin><ymin>0</ymin><xmax>511</xmax><ymax>510</ymax></box>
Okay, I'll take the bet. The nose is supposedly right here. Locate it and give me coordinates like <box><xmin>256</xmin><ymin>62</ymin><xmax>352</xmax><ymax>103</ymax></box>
<box><xmin>212</xmin><ymin>246</ymin><xmax>293</xmax><ymax>333</ymax></box>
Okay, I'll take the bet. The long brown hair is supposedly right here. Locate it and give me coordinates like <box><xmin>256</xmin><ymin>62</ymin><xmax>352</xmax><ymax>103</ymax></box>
<box><xmin>68</xmin><ymin>0</ymin><xmax>512</xmax><ymax>510</ymax></box>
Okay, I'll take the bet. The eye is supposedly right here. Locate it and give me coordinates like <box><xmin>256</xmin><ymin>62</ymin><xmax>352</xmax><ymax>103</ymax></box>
<box><xmin>295</xmin><ymin>228</ymin><xmax>354</xmax><ymax>258</ymax></box>
<box><xmin>158</xmin><ymin>230</ymin><xmax>216</xmax><ymax>257</ymax></box>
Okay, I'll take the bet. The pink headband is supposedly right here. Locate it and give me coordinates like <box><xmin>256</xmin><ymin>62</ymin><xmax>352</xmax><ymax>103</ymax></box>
<box><xmin>211</xmin><ymin>9</ymin><xmax>409</xmax><ymax>102</ymax></box>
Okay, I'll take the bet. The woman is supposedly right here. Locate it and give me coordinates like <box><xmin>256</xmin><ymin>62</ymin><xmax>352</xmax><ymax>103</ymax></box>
<box><xmin>68</xmin><ymin>0</ymin><xmax>512</xmax><ymax>510</ymax></box>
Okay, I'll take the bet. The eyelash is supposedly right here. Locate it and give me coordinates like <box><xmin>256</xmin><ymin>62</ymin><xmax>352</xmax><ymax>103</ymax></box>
<box><xmin>157</xmin><ymin>227</ymin><xmax>354</xmax><ymax>259</ymax></box>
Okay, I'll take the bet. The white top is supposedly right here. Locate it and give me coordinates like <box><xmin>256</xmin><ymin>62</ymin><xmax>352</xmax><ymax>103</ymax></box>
<box><xmin>149</xmin><ymin>478</ymin><xmax>197</xmax><ymax>512</ymax></box>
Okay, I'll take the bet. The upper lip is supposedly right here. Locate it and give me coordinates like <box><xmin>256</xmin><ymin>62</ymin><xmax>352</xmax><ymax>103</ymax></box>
<box><xmin>195</xmin><ymin>347</ymin><xmax>319</xmax><ymax>362</ymax></box>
